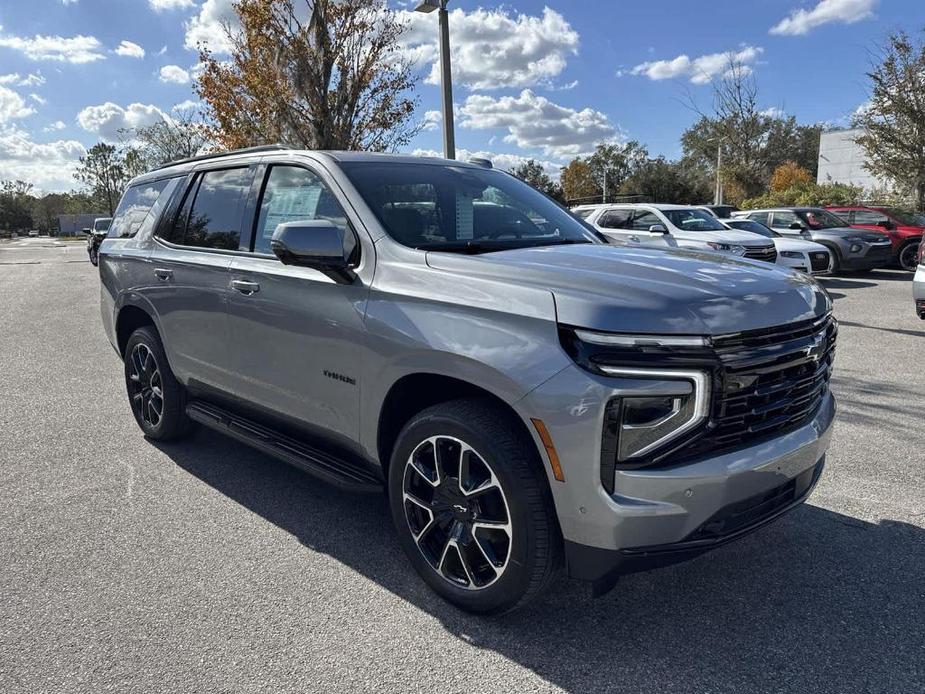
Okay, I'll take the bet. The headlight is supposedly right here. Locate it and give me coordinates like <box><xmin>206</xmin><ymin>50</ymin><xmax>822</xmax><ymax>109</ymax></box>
<box><xmin>599</xmin><ymin>367</ymin><xmax>710</xmax><ymax>465</ymax></box>
<box><xmin>559</xmin><ymin>328</ymin><xmax>714</xmax><ymax>486</ymax></box>
<box><xmin>780</xmin><ymin>250</ymin><xmax>803</xmax><ymax>259</ymax></box>
<box><xmin>707</xmin><ymin>242</ymin><xmax>747</xmax><ymax>256</ymax></box>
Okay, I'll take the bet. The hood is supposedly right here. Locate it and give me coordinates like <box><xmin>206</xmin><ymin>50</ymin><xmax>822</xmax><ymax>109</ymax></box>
<box><xmin>425</xmin><ymin>244</ymin><xmax>830</xmax><ymax>335</ymax></box>
<box><xmin>773</xmin><ymin>237</ymin><xmax>827</xmax><ymax>253</ymax></box>
<box><xmin>671</xmin><ymin>228</ymin><xmax>773</xmax><ymax>246</ymax></box>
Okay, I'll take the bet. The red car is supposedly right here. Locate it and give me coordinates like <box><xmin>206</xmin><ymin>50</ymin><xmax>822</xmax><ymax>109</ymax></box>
<box><xmin>827</xmin><ymin>205</ymin><xmax>923</xmax><ymax>271</ymax></box>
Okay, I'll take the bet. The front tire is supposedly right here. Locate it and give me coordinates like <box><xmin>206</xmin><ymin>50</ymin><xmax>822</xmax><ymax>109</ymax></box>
<box><xmin>123</xmin><ymin>326</ymin><xmax>193</xmax><ymax>440</ymax></box>
<box><xmin>388</xmin><ymin>398</ymin><xmax>561</xmax><ymax>615</ymax></box>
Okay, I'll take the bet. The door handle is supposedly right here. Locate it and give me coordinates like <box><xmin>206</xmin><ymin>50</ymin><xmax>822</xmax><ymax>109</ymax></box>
<box><xmin>153</xmin><ymin>268</ymin><xmax>173</xmax><ymax>280</ymax></box>
<box><xmin>231</xmin><ymin>279</ymin><xmax>260</xmax><ymax>295</ymax></box>
<box><xmin>629</xmin><ymin>235</ymin><xmax>640</xmax><ymax>243</ymax></box>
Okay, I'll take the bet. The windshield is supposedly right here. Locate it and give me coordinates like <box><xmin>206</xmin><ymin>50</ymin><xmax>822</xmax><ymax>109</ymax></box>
<box><xmin>340</xmin><ymin>162</ymin><xmax>601</xmax><ymax>252</ymax></box>
<box><xmin>726</xmin><ymin>219</ymin><xmax>776</xmax><ymax>238</ymax></box>
<box><xmin>879</xmin><ymin>207</ymin><xmax>921</xmax><ymax>226</ymax></box>
<box><xmin>662</xmin><ymin>208</ymin><xmax>728</xmax><ymax>232</ymax></box>
<box><xmin>798</xmin><ymin>209</ymin><xmax>848</xmax><ymax>229</ymax></box>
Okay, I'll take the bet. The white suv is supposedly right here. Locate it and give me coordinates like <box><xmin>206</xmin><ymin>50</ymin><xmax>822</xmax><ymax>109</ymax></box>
<box><xmin>574</xmin><ymin>203</ymin><xmax>777</xmax><ymax>262</ymax></box>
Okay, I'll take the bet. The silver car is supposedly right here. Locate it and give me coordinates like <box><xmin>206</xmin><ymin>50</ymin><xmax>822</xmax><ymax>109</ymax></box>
<box><xmin>99</xmin><ymin>147</ymin><xmax>836</xmax><ymax>614</ymax></box>
<box><xmin>733</xmin><ymin>207</ymin><xmax>892</xmax><ymax>273</ymax></box>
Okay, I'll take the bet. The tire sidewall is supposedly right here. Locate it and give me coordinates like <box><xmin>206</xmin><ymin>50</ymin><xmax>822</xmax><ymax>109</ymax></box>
<box><xmin>898</xmin><ymin>241</ymin><xmax>918</xmax><ymax>271</ymax></box>
<box><xmin>388</xmin><ymin>408</ymin><xmax>542</xmax><ymax>614</ymax></box>
<box><xmin>123</xmin><ymin>326</ymin><xmax>181</xmax><ymax>439</ymax></box>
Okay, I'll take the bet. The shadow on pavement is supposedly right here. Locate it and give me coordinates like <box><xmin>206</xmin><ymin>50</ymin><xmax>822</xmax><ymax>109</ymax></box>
<box><xmin>154</xmin><ymin>429</ymin><xmax>924</xmax><ymax>693</ymax></box>
<box><xmin>838</xmin><ymin>319</ymin><xmax>924</xmax><ymax>339</ymax></box>
<box><xmin>818</xmin><ymin>277</ymin><xmax>878</xmax><ymax>290</ymax></box>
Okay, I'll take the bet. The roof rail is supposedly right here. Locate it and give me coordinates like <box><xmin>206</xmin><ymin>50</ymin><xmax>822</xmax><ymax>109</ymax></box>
<box><xmin>152</xmin><ymin>144</ymin><xmax>290</xmax><ymax>171</ymax></box>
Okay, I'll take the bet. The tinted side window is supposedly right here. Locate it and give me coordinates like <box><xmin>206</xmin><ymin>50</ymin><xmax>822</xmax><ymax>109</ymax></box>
<box><xmin>108</xmin><ymin>179</ymin><xmax>171</xmax><ymax>238</ymax></box>
<box><xmin>771</xmin><ymin>211</ymin><xmax>799</xmax><ymax>228</ymax></box>
<box><xmin>853</xmin><ymin>210</ymin><xmax>888</xmax><ymax>225</ymax></box>
<box><xmin>598</xmin><ymin>210</ymin><xmax>631</xmax><ymax>229</ymax></box>
<box><xmin>254</xmin><ymin>165</ymin><xmax>352</xmax><ymax>256</ymax></box>
<box><xmin>630</xmin><ymin>211</ymin><xmax>660</xmax><ymax>231</ymax></box>
<box><xmin>747</xmin><ymin>211</ymin><xmax>770</xmax><ymax>225</ymax></box>
<box><xmin>184</xmin><ymin>168</ymin><xmax>250</xmax><ymax>250</ymax></box>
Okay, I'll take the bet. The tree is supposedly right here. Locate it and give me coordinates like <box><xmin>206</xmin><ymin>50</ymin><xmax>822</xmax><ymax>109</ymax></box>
<box><xmin>770</xmin><ymin>161</ymin><xmax>813</xmax><ymax>192</ymax></box>
<box><xmin>559</xmin><ymin>158</ymin><xmax>599</xmax><ymax>203</ymax></box>
<box><xmin>682</xmin><ymin>60</ymin><xmax>822</xmax><ymax>202</ymax></box>
<box><xmin>854</xmin><ymin>29</ymin><xmax>925</xmax><ymax>208</ymax></box>
<box><xmin>509</xmin><ymin>159</ymin><xmax>561</xmax><ymax>200</ymax></box>
<box><xmin>196</xmin><ymin>0</ymin><xmax>419</xmax><ymax>151</ymax></box>
<box><xmin>120</xmin><ymin>105</ymin><xmax>213</xmax><ymax>169</ymax></box>
<box><xmin>586</xmin><ymin>141</ymin><xmax>647</xmax><ymax>199</ymax></box>
<box><xmin>73</xmin><ymin>143</ymin><xmax>129</xmax><ymax>215</ymax></box>
<box><xmin>0</xmin><ymin>180</ymin><xmax>35</xmax><ymax>232</ymax></box>
<box><xmin>742</xmin><ymin>181</ymin><xmax>862</xmax><ymax>209</ymax></box>
<box><xmin>620</xmin><ymin>157</ymin><xmax>712</xmax><ymax>204</ymax></box>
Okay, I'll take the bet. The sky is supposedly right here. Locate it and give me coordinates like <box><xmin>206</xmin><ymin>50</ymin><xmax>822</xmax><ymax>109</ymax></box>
<box><xmin>0</xmin><ymin>0</ymin><xmax>922</xmax><ymax>192</ymax></box>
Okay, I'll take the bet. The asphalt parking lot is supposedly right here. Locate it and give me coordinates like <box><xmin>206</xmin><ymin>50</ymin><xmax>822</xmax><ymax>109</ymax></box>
<box><xmin>1</xmin><ymin>238</ymin><xmax>923</xmax><ymax>694</ymax></box>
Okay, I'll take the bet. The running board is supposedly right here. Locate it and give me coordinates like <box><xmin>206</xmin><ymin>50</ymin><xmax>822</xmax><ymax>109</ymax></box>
<box><xmin>186</xmin><ymin>400</ymin><xmax>383</xmax><ymax>493</ymax></box>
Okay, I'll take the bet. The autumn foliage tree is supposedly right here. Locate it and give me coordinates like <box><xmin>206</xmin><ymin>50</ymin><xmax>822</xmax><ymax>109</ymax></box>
<box><xmin>196</xmin><ymin>0</ymin><xmax>419</xmax><ymax>151</ymax></box>
<box><xmin>770</xmin><ymin>161</ymin><xmax>813</xmax><ymax>192</ymax></box>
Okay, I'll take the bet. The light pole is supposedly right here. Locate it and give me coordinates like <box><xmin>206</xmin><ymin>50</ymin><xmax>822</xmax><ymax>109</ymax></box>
<box><xmin>415</xmin><ymin>0</ymin><xmax>455</xmax><ymax>160</ymax></box>
<box><xmin>713</xmin><ymin>139</ymin><xmax>724</xmax><ymax>205</ymax></box>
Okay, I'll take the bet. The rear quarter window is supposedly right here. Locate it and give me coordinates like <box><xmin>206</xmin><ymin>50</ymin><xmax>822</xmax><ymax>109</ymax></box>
<box><xmin>108</xmin><ymin>179</ymin><xmax>174</xmax><ymax>239</ymax></box>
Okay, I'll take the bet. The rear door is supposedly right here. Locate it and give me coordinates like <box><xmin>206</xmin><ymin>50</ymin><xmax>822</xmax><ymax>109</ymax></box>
<box><xmin>594</xmin><ymin>208</ymin><xmax>635</xmax><ymax>245</ymax></box>
<box><xmin>147</xmin><ymin>165</ymin><xmax>255</xmax><ymax>391</ymax></box>
<box><xmin>844</xmin><ymin>208</ymin><xmax>888</xmax><ymax>232</ymax></box>
<box><xmin>224</xmin><ymin>160</ymin><xmax>371</xmax><ymax>443</ymax></box>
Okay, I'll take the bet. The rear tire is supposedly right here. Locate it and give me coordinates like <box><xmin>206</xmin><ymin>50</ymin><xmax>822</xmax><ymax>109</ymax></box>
<box><xmin>89</xmin><ymin>246</ymin><xmax>99</xmax><ymax>266</ymax></box>
<box><xmin>388</xmin><ymin>398</ymin><xmax>561</xmax><ymax>615</ymax></box>
<box><xmin>897</xmin><ymin>241</ymin><xmax>919</xmax><ymax>272</ymax></box>
<box><xmin>123</xmin><ymin>326</ymin><xmax>193</xmax><ymax>441</ymax></box>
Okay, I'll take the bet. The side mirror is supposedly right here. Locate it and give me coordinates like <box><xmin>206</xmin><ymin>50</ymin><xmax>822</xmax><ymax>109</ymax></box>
<box><xmin>648</xmin><ymin>224</ymin><xmax>668</xmax><ymax>234</ymax></box>
<box><xmin>789</xmin><ymin>222</ymin><xmax>804</xmax><ymax>230</ymax></box>
<box><xmin>270</xmin><ymin>220</ymin><xmax>355</xmax><ymax>283</ymax></box>
<box><xmin>82</xmin><ymin>227</ymin><xmax>92</xmax><ymax>234</ymax></box>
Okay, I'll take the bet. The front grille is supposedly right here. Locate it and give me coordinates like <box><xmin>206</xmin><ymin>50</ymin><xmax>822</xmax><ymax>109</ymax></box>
<box><xmin>809</xmin><ymin>251</ymin><xmax>830</xmax><ymax>271</ymax></box>
<box><xmin>744</xmin><ymin>245</ymin><xmax>778</xmax><ymax>263</ymax></box>
<box><xmin>676</xmin><ymin>313</ymin><xmax>837</xmax><ymax>461</ymax></box>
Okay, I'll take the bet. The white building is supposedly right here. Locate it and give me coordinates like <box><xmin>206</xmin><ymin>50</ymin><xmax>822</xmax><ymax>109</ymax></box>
<box><xmin>816</xmin><ymin>128</ymin><xmax>890</xmax><ymax>191</ymax></box>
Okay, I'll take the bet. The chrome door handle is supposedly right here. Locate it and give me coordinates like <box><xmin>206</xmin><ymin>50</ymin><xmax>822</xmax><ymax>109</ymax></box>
<box><xmin>153</xmin><ymin>268</ymin><xmax>172</xmax><ymax>280</ymax></box>
<box><xmin>231</xmin><ymin>279</ymin><xmax>260</xmax><ymax>295</ymax></box>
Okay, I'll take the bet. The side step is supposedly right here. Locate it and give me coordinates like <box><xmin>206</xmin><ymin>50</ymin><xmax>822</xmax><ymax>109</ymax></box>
<box><xmin>186</xmin><ymin>400</ymin><xmax>384</xmax><ymax>493</ymax></box>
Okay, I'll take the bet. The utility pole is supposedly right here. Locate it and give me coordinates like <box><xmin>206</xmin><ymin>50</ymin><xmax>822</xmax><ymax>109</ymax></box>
<box><xmin>603</xmin><ymin>170</ymin><xmax>608</xmax><ymax>204</ymax></box>
<box><xmin>714</xmin><ymin>142</ymin><xmax>723</xmax><ymax>205</ymax></box>
<box><xmin>415</xmin><ymin>1</ymin><xmax>456</xmax><ymax>160</ymax></box>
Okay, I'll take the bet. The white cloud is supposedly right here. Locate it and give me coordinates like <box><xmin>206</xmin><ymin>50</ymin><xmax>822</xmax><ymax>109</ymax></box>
<box><xmin>115</xmin><ymin>40</ymin><xmax>145</xmax><ymax>58</ymax></box>
<box><xmin>0</xmin><ymin>32</ymin><xmax>105</xmax><ymax>63</ymax></box>
<box><xmin>422</xmin><ymin>110</ymin><xmax>441</xmax><ymax>131</ymax></box>
<box><xmin>0</xmin><ymin>72</ymin><xmax>45</xmax><ymax>87</ymax></box>
<box><xmin>172</xmin><ymin>99</ymin><xmax>200</xmax><ymax>112</ymax></box>
<box><xmin>399</xmin><ymin>7</ymin><xmax>579</xmax><ymax>90</ymax></box>
<box><xmin>157</xmin><ymin>45</ymin><xmax>167</xmax><ymax>56</ymax></box>
<box><xmin>0</xmin><ymin>86</ymin><xmax>36</xmax><ymax>123</ymax></box>
<box><xmin>76</xmin><ymin>102</ymin><xmax>166</xmax><ymax>140</ymax></box>
<box><xmin>458</xmin><ymin>89</ymin><xmax>617</xmax><ymax>159</ymax></box>
<box><xmin>761</xmin><ymin>106</ymin><xmax>786</xmax><ymax>119</ymax></box>
<box><xmin>629</xmin><ymin>45</ymin><xmax>763</xmax><ymax>85</ymax></box>
<box><xmin>184</xmin><ymin>0</ymin><xmax>237</xmax><ymax>54</ymax></box>
<box><xmin>29</xmin><ymin>93</ymin><xmax>46</xmax><ymax>105</ymax></box>
<box><xmin>43</xmin><ymin>120</ymin><xmax>66</xmax><ymax>132</ymax></box>
<box><xmin>770</xmin><ymin>0</ymin><xmax>876</xmax><ymax>36</ymax></box>
<box><xmin>0</xmin><ymin>125</ymin><xmax>86</xmax><ymax>192</ymax></box>
<box><xmin>60</xmin><ymin>0</ymin><xmax>78</xmax><ymax>5</ymax></box>
<box><xmin>149</xmin><ymin>0</ymin><xmax>195</xmax><ymax>10</ymax></box>
<box><xmin>411</xmin><ymin>147</ymin><xmax>560</xmax><ymax>178</ymax></box>
<box><xmin>159</xmin><ymin>64</ymin><xmax>190</xmax><ymax>84</ymax></box>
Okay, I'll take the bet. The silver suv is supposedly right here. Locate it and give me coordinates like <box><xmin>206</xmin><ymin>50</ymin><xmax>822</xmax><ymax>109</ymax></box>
<box><xmin>99</xmin><ymin>146</ymin><xmax>837</xmax><ymax>614</ymax></box>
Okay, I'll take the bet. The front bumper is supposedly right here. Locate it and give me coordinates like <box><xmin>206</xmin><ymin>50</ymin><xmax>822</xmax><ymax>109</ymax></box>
<box><xmin>841</xmin><ymin>241</ymin><xmax>892</xmax><ymax>270</ymax></box>
<box><xmin>520</xmin><ymin>364</ymin><xmax>836</xmax><ymax>580</ymax></box>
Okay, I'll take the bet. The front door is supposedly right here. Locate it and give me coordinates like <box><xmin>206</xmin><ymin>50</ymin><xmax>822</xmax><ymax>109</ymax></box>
<box><xmin>224</xmin><ymin>163</ymin><xmax>370</xmax><ymax>443</ymax></box>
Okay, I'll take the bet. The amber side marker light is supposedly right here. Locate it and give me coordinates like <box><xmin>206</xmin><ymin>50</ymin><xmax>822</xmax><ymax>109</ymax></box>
<box><xmin>531</xmin><ymin>418</ymin><xmax>565</xmax><ymax>482</ymax></box>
